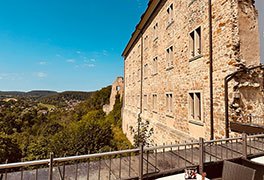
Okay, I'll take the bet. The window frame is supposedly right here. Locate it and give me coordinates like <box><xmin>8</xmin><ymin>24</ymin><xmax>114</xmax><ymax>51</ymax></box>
<box><xmin>188</xmin><ymin>91</ymin><xmax>203</xmax><ymax>123</ymax></box>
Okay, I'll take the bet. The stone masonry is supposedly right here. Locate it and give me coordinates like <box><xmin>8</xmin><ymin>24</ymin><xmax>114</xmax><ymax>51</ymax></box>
<box><xmin>122</xmin><ymin>0</ymin><xmax>262</xmax><ymax>145</ymax></box>
<box><xmin>103</xmin><ymin>77</ymin><xmax>124</xmax><ymax>115</ymax></box>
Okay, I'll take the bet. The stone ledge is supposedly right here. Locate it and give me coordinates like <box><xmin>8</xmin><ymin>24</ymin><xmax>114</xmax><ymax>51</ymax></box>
<box><xmin>189</xmin><ymin>54</ymin><xmax>203</xmax><ymax>62</ymax></box>
<box><xmin>189</xmin><ymin>120</ymin><xmax>204</xmax><ymax>126</ymax></box>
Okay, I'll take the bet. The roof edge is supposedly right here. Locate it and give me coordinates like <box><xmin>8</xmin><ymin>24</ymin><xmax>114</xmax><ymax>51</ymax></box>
<box><xmin>121</xmin><ymin>0</ymin><xmax>161</xmax><ymax>58</ymax></box>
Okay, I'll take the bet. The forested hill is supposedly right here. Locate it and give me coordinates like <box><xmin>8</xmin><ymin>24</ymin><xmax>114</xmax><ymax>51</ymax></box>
<box><xmin>0</xmin><ymin>90</ymin><xmax>93</xmax><ymax>107</ymax></box>
<box><xmin>0</xmin><ymin>85</ymin><xmax>131</xmax><ymax>163</ymax></box>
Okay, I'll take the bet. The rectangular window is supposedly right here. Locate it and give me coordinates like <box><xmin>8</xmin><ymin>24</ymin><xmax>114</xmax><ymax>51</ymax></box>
<box><xmin>144</xmin><ymin>35</ymin><xmax>149</xmax><ymax>50</ymax></box>
<box><xmin>152</xmin><ymin>94</ymin><xmax>157</xmax><ymax>111</ymax></box>
<box><xmin>153</xmin><ymin>57</ymin><xmax>158</xmax><ymax>75</ymax></box>
<box><xmin>166</xmin><ymin>93</ymin><xmax>173</xmax><ymax>113</ymax></box>
<box><xmin>138</xmin><ymin>68</ymin><xmax>141</xmax><ymax>81</ymax></box>
<box><xmin>153</xmin><ymin>23</ymin><xmax>158</xmax><ymax>40</ymax></box>
<box><xmin>167</xmin><ymin>4</ymin><xmax>174</xmax><ymax>26</ymax></box>
<box><xmin>144</xmin><ymin>94</ymin><xmax>148</xmax><ymax>110</ymax></box>
<box><xmin>190</xmin><ymin>27</ymin><xmax>202</xmax><ymax>58</ymax></box>
<box><xmin>144</xmin><ymin>64</ymin><xmax>148</xmax><ymax>78</ymax></box>
<box><xmin>137</xmin><ymin>94</ymin><xmax>140</xmax><ymax>109</ymax></box>
<box><xmin>166</xmin><ymin>46</ymin><xmax>174</xmax><ymax>69</ymax></box>
<box><xmin>189</xmin><ymin>92</ymin><xmax>201</xmax><ymax>121</ymax></box>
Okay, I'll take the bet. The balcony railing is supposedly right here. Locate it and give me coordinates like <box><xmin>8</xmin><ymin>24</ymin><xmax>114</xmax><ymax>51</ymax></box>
<box><xmin>1</xmin><ymin>134</ymin><xmax>264</xmax><ymax>179</ymax></box>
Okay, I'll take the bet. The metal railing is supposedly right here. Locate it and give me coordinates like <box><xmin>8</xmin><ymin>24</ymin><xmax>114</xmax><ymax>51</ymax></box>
<box><xmin>236</xmin><ymin>114</ymin><xmax>264</xmax><ymax>126</ymax></box>
<box><xmin>1</xmin><ymin>133</ymin><xmax>264</xmax><ymax>180</ymax></box>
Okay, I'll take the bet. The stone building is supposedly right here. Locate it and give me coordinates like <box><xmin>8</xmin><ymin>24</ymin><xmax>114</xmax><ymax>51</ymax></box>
<box><xmin>122</xmin><ymin>0</ymin><xmax>262</xmax><ymax>144</ymax></box>
<box><xmin>103</xmin><ymin>77</ymin><xmax>124</xmax><ymax>115</ymax></box>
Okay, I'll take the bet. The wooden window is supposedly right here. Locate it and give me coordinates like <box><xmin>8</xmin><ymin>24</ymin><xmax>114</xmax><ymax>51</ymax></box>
<box><xmin>167</xmin><ymin>4</ymin><xmax>174</xmax><ymax>26</ymax></box>
<box><xmin>137</xmin><ymin>94</ymin><xmax>140</xmax><ymax>109</ymax></box>
<box><xmin>144</xmin><ymin>94</ymin><xmax>148</xmax><ymax>110</ymax></box>
<box><xmin>166</xmin><ymin>46</ymin><xmax>174</xmax><ymax>69</ymax></box>
<box><xmin>153</xmin><ymin>23</ymin><xmax>158</xmax><ymax>40</ymax></box>
<box><xmin>138</xmin><ymin>68</ymin><xmax>141</xmax><ymax>81</ymax></box>
<box><xmin>153</xmin><ymin>57</ymin><xmax>158</xmax><ymax>75</ymax></box>
<box><xmin>152</xmin><ymin>94</ymin><xmax>157</xmax><ymax>111</ymax></box>
<box><xmin>144</xmin><ymin>64</ymin><xmax>148</xmax><ymax>78</ymax></box>
<box><xmin>166</xmin><ymin>93</ymin><xmax>173</xmax><ymax>113</ymax></box>
<box><xmin>189</xmin><ymin>92</ymin><xmax>202</xmax><ymax>121</ymax></box>
<box><xmin>190</xmin><ymin>27</ymin><xmax>202</xmax><ymax>58</ymax></box>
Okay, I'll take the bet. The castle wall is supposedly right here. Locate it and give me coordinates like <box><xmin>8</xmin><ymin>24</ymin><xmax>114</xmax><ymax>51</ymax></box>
<box><xmin>122</xmin><ymin>0</ymin><xmax>260</xmax><ymax>145</ymax></box>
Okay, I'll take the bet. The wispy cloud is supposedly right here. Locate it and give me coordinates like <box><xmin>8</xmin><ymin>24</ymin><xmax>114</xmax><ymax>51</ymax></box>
<box><xmin>83</xmin><ymin>63</ymin><xmax>95</xmax><ymax>68</ymax></box>
<box><xmin>76</xmin><ymin>51</ymin><xmax>81</xmax><ymax>54</ymax></box>
<box><xmin>36</xmin><ymin>72</ymin><xmax>47</xmax><ymax>78</ymax></box>
<box><xmin>38</xmin><ymin>61</ymin><xmax>47</xmax><ymax>65</ymax></box>
<box><xmin>90</xmin><ymin>58</ymin><xmax>96</xmax><ymax>62</ymax></box>
<box><xmin>56</xmin><ymin>54</ymin><xmax>62</xmax><ymax>57</ymax></box>
<box><xmin>66</xmin><ymin>59</ymin><xmax>76</xmax><ymax>63</ymax></box>
<box><xmin>0</xmin><ymin>73</ymin><xmax>24</xmax><ymax>80</ymax></box>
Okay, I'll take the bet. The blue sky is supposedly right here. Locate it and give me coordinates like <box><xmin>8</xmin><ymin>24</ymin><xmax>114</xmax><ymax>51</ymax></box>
<box><xmin>0</xmin><ymin>0</ymin><xmax>262</xmax><ymax>92</ymax></box>
<box><xmin>0</xmin><ymin>0</ymin><xmax>148</xmax><ymax>92</ymax></box>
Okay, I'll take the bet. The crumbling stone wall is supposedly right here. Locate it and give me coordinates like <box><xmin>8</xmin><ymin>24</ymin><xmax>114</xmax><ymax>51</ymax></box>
<box><xmin>103</xmin><ymin>77</ymin><xmax>124</xmax><ymax>115</ymax></box>
<box><xmin>230</xmin><ymin>66</ymin><xmax>264</xmax><ymax>124</ymax></box>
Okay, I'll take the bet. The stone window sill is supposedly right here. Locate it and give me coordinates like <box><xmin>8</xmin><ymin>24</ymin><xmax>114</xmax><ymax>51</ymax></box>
<box><xmin>166</xmin><ymin>20</ymin><xmax>174</xmax><ymax>30</ymax></box>
<box><xmin>166</xmin><ymin>66</ymin><xmax>174</xmax><ymax>71</ymax></box>
<box><xmin>166</xmin><ymin>114</ymin><xmax>174</xmax><ymax>118</ymax></box>
<box><xmin>189</xmin><ymin>54</ymin><xmax>203</xmax><ymax>62</ymax></box>
<box><xmin>189</xmin><ymin>120</ymin><xmax>204</xmax><ymax>126</ymax></box>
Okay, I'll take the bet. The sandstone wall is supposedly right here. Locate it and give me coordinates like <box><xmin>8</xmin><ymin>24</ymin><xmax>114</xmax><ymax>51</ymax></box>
<box><xmin>103</xmin><ymin>77</ymin><xmax>124</xmax><ymax>115</ymax></box>
<box><xmin>122</xmin><ymin>0</ymin><xmax>261</xmax><ymax>145</ymax></box>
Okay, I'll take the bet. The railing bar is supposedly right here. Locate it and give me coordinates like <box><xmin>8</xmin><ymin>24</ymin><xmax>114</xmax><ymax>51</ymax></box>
<box><xmin>21</xmin><ymin>167</ymin><xmax>23</xmax><ymax>180</ymax></box>
<box><xmin>75</xmin><ymin>159</ymin><xmax>78</xmax><ymax>180</ymax></box>
<box><xmin>247</xmin><ymin>144</ymin><xmax>264</xmax><ymax>152</ymax></box>
<box><xmin>215</xmin><ymin>141</ymin><xmax>218</xmax><ymax>161</ymax></box>
<box><xmin>87</xmin><ymin>151</ymin><xmax>90</xmax><ymax>180</ymax></box>
<box><xmin>170</xmin><ymin>142</ymin><xmax>173</xmax><ymax>169</ymax></box>
<box><xmin>184</xmin><ymin>142</ymin><xmax>187</xmax><ymax>167</ymax></box>
<box><xmin>170</xmin><ymin>149</ymin><xmax>196</xmax><ymax>166</ymax></box>
<box><xmin>231</xmin><ymin>140</ymin><xmax>233</xmax><ymax>158</ymax></box>
<box><xmin>5</xmin><ymin>159</ymin><xmax>8</xmax><ymax>180</ymax></box>
<box><xmin>35</xmin><ymin>168</ymin><xmax>38</xmax><ymax>180</ymax></box>
<box><xmin>128</xmin><ymin>153</ymin><xmax>131</xmax><ymax>177</ymax></box>
<box><xmin>155</xmin><ymin>145</ymin><xmax>157</xmax><ymax>172</ymax></box>
<box><xmin>250</xmin><ymin>137</ymin><xmax>252</xmax><ymax>154</ymax></box>
<box><xmin>209</xmin><ymin>143</ymin><xmax>212</xmax><ymax>162</ymax></box>
<box><xmin>219</xmin><ymin>143</ymin><xmax>243</xmax><ymax>155</ymax></box>
<box><xmin>145</xmin><ymin>142</ymin><xmax>200</xmax><ymax>151</ymax></box>
<box><xmin>191</xmin><ymin>141</ymin><xmax>194</xmax><ymax>164</ymax></box>
<box><xmin>204</xmin><ymin>151</ymin><xmax>222</xmax><ymax>160</ymax></box>
<box><xmin>98</xmin><ymin>157</ymin><xmax>101</xmax><ymax>180</ymax></box>
<box><xmin>221</xmin><ymin>141</ymin><xmax>223</xmax><ymax>160</ymax></box>
<box><xmin>57</xmin><ymin>166</ymin><xmax>63</xmax><ymax>180</ymax></box>
<box><xmin>119</xmin><ymin>154</ymin><xmax>122</xmax><ymax>179</ymax></box>
<box><xmin>109</xmin><ymin>153</ymin><xmax>112</xmax><ymax>180</ymax></box>
<box><xmin>147</xmin><ymin>150</ymin><xmax>149</xmax><ymax>174</ymax></box>
<box><xmin>177</xmin><ymin>145</ymin><xmax>180</xmax><ymax>168</ymax></box>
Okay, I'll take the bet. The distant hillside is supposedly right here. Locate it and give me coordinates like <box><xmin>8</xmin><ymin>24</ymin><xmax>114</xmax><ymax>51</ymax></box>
<box><xmin>0</xmin><ymin>90</ymin><xmax>94</xmax><ymax>107</ymax></box>
<box><xmin>0</xmin><ymin>90</ymin><xmax>57</xmax><ymax>99</ymax></box>
<box><xmin>39</xmin><ymin>91</ymin><xmax>94</xmax><ymax>107</ymax></box>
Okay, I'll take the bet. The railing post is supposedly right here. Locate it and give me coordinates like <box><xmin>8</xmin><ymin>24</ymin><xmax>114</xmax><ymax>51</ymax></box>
<box><xmin>242</xmin><ymin>133</ymin><xmax>248</xmax><ymax>159</ymax></box>
<box><xmin>199</xmin><ymin>138</ymin><xmax>205</xmax><ymax>174</ymax></box>
<box><xmin>48</xmin><ymin>153</ymin><xmax>54</xmax><ymax>180</ymax></box>
<box><xmin>139</xmin><ymin>144</ymin><xmax>144</xmax><ymax>180</ymax></box>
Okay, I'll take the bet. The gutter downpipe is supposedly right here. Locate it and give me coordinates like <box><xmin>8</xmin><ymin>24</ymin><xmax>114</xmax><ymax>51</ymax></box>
<box><xmin>209</xmin><ymin>0</ymin><xmax>214</xmax><ymax>140</ymax></box>
<box><xmin>138</xmin><ymin>30</ymin><xmax>144</xmax><ymax>145</ymax></box>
